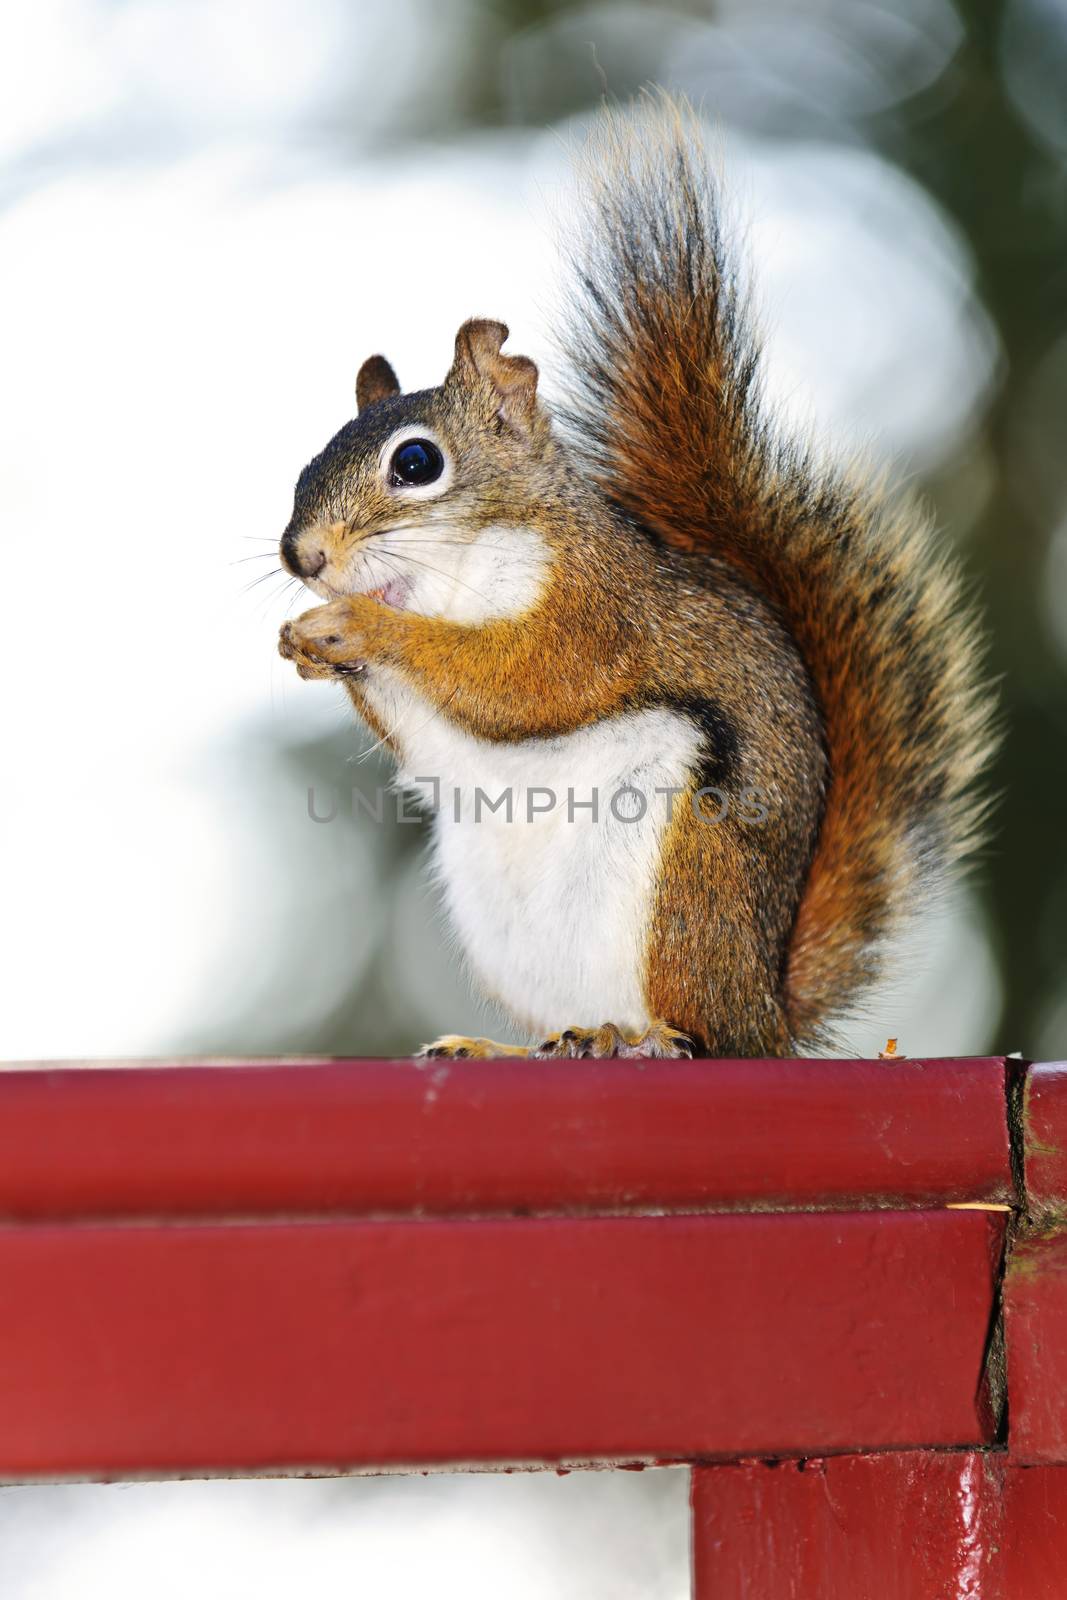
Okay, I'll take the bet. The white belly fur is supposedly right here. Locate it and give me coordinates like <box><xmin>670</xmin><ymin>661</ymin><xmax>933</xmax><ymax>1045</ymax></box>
<box><xmin>363</xmin><ymin>668</ymin><xmax>703</xmax><ymax>1037</ymax></box>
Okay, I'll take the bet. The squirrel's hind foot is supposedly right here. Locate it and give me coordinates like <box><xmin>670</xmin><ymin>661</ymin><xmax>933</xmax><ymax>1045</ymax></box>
<box><xmin>416</xmin><ymin>1022</ymin><xmax>696</xmax><ymax>1060</ymax></box>
<box><xmin>417</xmin><ymin>1035</ymin><xmax>530</xmax><ymax>1060</ymax></box>
<box><xmin>533</xmin><ymin>1021</ymin><xmax>695</xmax><ymax>1060</ymax></box>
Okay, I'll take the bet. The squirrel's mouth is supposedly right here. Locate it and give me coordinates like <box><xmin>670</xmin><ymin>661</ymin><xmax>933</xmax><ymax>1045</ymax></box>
<box><xmin>314</xmin><ymin>571</ymin><xmax>413</xmax><ymax>610</ymax></box>
<box><xmin>363</xmin><ymin>575</ymin><xmax>412</xmax><ymax>610</ymax></box>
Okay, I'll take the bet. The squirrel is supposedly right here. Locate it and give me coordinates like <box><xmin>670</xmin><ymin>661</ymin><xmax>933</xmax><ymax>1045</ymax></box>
<box><xmin>277</xmin><ymin>101</ymin><xmax>995</xmax><ymax>1061</ymax></box>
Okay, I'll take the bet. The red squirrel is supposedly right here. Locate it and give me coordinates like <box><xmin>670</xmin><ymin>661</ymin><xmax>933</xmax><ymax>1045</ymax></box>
<box><xmin>278</xmin><ymin>102</ymin><xmax>994</xmax><ymax>1059</ymax></box>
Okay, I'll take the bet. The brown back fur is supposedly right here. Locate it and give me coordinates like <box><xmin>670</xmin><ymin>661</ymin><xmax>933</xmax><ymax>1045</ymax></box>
<box><xmin>558</xmin><ymin>100</ymin><xmax>996</xmax><ymax>1048</ymax></box>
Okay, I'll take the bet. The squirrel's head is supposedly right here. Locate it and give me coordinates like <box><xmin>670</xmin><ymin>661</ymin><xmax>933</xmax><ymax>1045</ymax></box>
<box><xmin>280</xmin><ymin>319</ymin><xmax>564</xmax><ymax>622</ymax></box>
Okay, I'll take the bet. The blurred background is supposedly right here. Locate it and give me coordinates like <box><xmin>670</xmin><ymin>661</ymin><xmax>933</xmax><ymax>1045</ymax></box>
<box><xmin>1</xmin><ymin>0</ymin><xmax>1065</xmax><ymax>1594</ymax></box>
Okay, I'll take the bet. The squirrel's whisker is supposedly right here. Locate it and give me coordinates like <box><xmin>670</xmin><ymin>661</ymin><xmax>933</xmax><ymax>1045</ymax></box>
<box><xmin>381</xmin><ymin>535</ymin><xmax>525</xmax><ymax>555</ymax></box>
<box><xmin>373</xmin><ymin>546</ymin><xmax>500</xmax><ymax>609</ymax></box>
<box><xmin>242</xmin><ymin>566</ymin><xmax>286</xmax><ymax>594</ymax></box>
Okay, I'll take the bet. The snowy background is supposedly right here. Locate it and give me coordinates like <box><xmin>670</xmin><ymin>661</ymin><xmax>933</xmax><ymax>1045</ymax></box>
<box><xmin>2</xmin><ymin>0</ymin><xmax>1065</xmax><ymax>1593</ymax></box>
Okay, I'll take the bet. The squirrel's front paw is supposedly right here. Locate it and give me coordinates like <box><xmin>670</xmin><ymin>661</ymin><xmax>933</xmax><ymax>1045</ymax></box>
<box><xmin>279</xmin><ymin>600</ymin><xmax>368</xmax><ymax>681</ymax></box>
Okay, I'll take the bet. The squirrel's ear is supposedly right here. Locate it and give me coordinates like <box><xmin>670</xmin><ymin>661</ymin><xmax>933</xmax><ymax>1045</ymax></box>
<box><xmin>356</xmin><ymin>355</ymin><xmax>400</xmax><ymax>413</ymax></box>
<box><xmin>448</xmin><ymin>318</ymin><xmax>539</xmax><ymax>435</ymax></box>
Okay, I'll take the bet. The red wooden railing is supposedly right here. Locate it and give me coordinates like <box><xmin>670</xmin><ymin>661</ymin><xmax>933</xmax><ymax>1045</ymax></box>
<box><xmin>0</xmin><ymin>1055</ymin><xmax>1064</xmax><ymax>1595</ymax></box>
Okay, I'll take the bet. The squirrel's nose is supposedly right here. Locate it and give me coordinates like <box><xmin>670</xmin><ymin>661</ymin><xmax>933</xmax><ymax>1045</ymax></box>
<box><xmin>282</xmin><ymin>532</ymin><xmax>326</xmax><ymax>580</ymax></box>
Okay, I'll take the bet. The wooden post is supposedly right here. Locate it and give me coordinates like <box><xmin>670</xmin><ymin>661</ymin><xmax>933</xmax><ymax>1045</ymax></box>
<box><xmin>5</xmin><ymin>1055</ymin><xmax>1067</xmax><ymax>1594</ymax></box>
<box><xmin>1004</xmin><ymin>1061</ymin><xmax>1067</xmax><ymax>1466</ymax></box>
<box><xmin>691</xmin><ymin>1453</ymin><xmax>1067</xmax><ymax>1600</ymax></box>
<box><xmin>0</xmin><ymin>1057</ymin><xmax>1010</xmax><ymax>1476</ymax></box>
<box><xmin>0</xmin><ymin>1209</ymin><xmax>1004</xmax><ymax>1475</ymax></box>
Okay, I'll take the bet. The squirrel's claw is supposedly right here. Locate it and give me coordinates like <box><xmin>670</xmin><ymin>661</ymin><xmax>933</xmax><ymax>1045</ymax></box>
<box><xmin>414</xmin><ymin>1023</ymin><xmax>697</xmax><ymax>1062</ymax></box>
<box><xmin>416</xmin><ymin>1035</ymin><xmax>530</xmax><ymax>1060</ymax></box>
<box><xmin>533</xmin><ymin>1022</ymin><xmax>696</xmax><ymax>1060</ymax></box>
<box><xmin>278</xmin><ymin>623</ymin><xmax>340</xmax><ymax>680</ymax></box>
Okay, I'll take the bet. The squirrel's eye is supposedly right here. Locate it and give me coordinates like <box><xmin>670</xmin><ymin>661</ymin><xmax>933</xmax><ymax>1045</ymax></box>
<box><xmin>390</xmin><ymin>439</ymin><xmax>445</xmax><ymax>487</ymax></box>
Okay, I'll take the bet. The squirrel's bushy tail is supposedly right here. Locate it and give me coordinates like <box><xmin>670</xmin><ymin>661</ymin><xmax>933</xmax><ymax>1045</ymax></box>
<box><xmin>560</xmin><ymin>99</ymin><xmax>996</xmax><ymax>1049</ymax></box>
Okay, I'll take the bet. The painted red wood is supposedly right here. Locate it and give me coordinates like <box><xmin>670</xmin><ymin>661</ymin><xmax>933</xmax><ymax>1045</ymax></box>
<box><xmin>1003</xmin><ymin>1063</ymin><xmax>1067</xmax><ymax>1465</ymax></box>
<box><xmin>0</xmin><ymin>1209</ymin><xmax>1003</xmax><ymax>1477</ymax></box>
<box><xmin>1005</xmin><ymin>1228</ymin><xmax>1067</xmax><ymax>1465</ymax></box>
<box><xmin>1023</xmin><ymin>1061</ymin><xmax>1067</xmax><ymax>1218</ymax></box>
<box><xmin>692</xmin><ymin>1452</ymin><xmax>1067</xmax><ymax>1599</ymax></box>
<box><xmin>0</xmin><ymin>1057</ymin><xmax>1013</xmax><ymax>1220</ymax></box>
